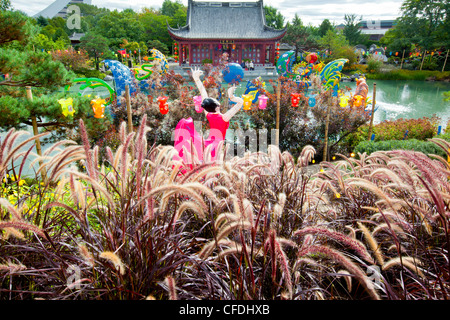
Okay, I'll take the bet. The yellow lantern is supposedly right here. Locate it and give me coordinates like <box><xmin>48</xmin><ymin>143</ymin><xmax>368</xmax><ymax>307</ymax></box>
<box><xmin>58</xmin><ymin>98</ymin><xmax>75</xmax><ymax>117</ymax></box>
<box><xmin>242</xmin><ymin>94</ymin><xmax>252</xmax><ymax>110</ymax></box>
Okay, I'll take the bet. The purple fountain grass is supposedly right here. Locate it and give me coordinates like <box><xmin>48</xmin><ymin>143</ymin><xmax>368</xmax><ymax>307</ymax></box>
<box><xmin>298</xmin><ymin>244</ymin><xmax>381</xmax><ymax>300</ymax></box>
<box><xmin>293</xmin><ymin>226</ymin><xmax>376</xmax><ymax>264</ymax></box>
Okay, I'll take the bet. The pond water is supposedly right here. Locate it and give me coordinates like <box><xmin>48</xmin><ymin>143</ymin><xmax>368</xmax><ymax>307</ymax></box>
<box><xmin>341</xmin><ymin>79</ymin><xmax>450</xmax><ymax>128</ymax></box>
<box><xmin>3</xmin><ymin>79</ymin><xmax>449</xmax><ymax>178</ymax></box>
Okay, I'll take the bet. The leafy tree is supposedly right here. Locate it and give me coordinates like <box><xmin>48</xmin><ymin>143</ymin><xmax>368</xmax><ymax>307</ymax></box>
<box><xmin>79</xmin><ymin>32</ymin><xmax>110</xmax><ymax>70</ymax></box>
<box><xmin>283</xmin><ymin>14</ymin><xmax>315</xmax><ymax>59</ymax></box>
<box><xmin>0</xmin><ymin>10</ymin><xmax>105</xmax><ymax>138</ymax></box>
<box><xmin>342</xmin><ymin>14</ymin><xmax>368</xmax><ymax>45</ymax></box>
<box><xmin>139</xmin><ymin>10</ymin><xmax>174</xmax><ymax>49</ymax></box>
<box><xmin>318</xmin><ymin>19</ymin><xmax>334</xmax><ymax>37</ymax></box>
<box><xmin>318</xmin><ymin>29</ymin><xmax>357</xmax><ymax>64</ymax></box>
<box><xmin>146</xmin><ymin>40</ymin><xmax>169</xmax><ymax>56</ymax></box>
<box><xmin>398</xmin><ymin>0</ymin><xmax>449</xmax><ymax>50</ymax></box>
<box><xmin>264</xmin><ymin>5</ymin><xmax>285</xmax><ymax>29</ymax></box>
<box><xmin>0</xmin><ymin>0</ymin><xmax>11</xmax><ymax>11</ymax></box>
<box><xmin>161</xmin><ymin>0</ymin><xmax>184</xmax><ymax>17</ymax></box>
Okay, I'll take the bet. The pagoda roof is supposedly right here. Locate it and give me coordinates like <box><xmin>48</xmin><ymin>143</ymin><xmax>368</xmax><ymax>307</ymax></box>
<box><xmin>168</xmin><ymin>0</ymin><xmax>286</xmax><ymax>41</ymax></box>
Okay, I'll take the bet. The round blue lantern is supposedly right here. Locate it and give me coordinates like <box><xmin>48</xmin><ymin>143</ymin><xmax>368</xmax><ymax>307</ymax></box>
<box><xmin>222</xmin><ymin>63</ymin><xmax>245</xmax><ymax>84</ymax></box>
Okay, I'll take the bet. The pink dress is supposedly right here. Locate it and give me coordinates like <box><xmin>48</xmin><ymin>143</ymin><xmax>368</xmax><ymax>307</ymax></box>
<box><xmin>173</xmin><ymin>113</ymin><xmax>229</xmax><ymax>169</ymax></box>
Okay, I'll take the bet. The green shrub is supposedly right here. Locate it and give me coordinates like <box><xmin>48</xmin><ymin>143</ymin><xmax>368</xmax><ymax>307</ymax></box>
<box><xmin>367</xmin><ymin>56</ymin><xmax>383</xmax><ymax>73</ymax></box>
<box><xmin>354</xmin><ymin>139</ymin><xmax>446</xmax><ymax>157</ymax></box>
<box><xmin>345</xmin><ymin>117</ymin><xmax>439</xmax><ymax>150</ymax></box>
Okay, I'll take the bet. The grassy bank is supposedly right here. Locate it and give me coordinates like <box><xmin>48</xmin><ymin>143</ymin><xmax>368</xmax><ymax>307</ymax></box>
<box><xmin>365</xmin><ymin>69</ymin><xmax>450</xmax><ymax>81</ymax></box>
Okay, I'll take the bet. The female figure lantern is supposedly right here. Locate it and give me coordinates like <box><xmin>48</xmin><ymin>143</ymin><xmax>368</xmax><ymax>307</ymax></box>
<box><xmin>258</xmin><ymin>95</ymin><xmax>268</xmax><ymax>110</ymax></box>
<box><xmin>291</xmin><ymin>93</ymin><xmax>301</xmax><ymax>107</ymax></box>
<box><xmin>193</xmin><ymin>95</ymin><xmax>203</xmax><ymax>113</ymax></box>
<box><xmin>242</xmin><ymin>94</ymin><xmax>252</xmax><ymax>110</ymax></box>
<box><xmin>158</xmin><ymin>96</ymin><xmax>169</xmax><ymax>115</ymax></box>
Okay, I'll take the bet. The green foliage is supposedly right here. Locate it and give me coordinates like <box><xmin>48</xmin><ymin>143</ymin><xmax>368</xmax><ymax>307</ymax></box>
<box><xmin>342</xmin><ymin>14</ymin><xmax>368</xmax><ymax>46</ymax></box>
<box><xmin>366</xmin><ymin>69</ymin><xmax>450</xmax><ymax>81</ymax></box>
<box><xmin>318</xmin><ymin>19</ymin><xmax>334</xmax><ymax>37</ymax></box>
<box><xmin>346</xmin><ymin>117</ymin><xmax>439</xmax><ymax>150</ymax></box>
<box><xmin>0</xmin><ymin>10</ymin><xmax>33</xmax><ymax>46</ymax></box>
<box><xmin>318</xmin><ymin>29</ymin><xmax>357</xmax><ymax>64</ymax></box>
<box><xmin>366</xmin><ymin>55</ymin><xmax>384</xmax><ymax>73</ymax></box>
<box><xmin>0</xmin><ymin>0</ymin><xmax>11</xmax><ymax>10</ymax></box>
<box><xmin>379</xmin><ymin>0</ymin><xmax>449</xmax><ymax>71</ymax></box>
<box><xmin>146</xmin><ymin>40</ymin><xmax>169</xmax><ymax>56</ymax></box>
<box><xmin>283</xmin><ymin>14</ymin><xmax>318</xmax><ymax>57</ymax></box>
<box><xmin>354</xmin><ymin>138</ymin><xmax>446</xmax><ymax>157</ymax></box>
<box><xmin>0</xmin><ymin>48</ymin><xmax>73</xmax><ymax>88</ymax></box>
<box><xmin>264</xmin><ymin>5</ymin><xmax>285</xmax><ymax>29</ymax></box>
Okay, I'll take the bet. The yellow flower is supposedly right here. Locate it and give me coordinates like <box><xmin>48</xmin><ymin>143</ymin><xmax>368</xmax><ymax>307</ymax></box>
<box><xmin>335</xmin><ymin>193</ymin><xmax>341</xmax><ymax>199</ymax></box>
<box><xmin>10</xmin><ymin>176</ymin><xmax>15</xmax><ymax>182</ymax></box>
<box><xmin>320</xmin><ymin>169</ymin><xmax>324</xmax><ymax>173</ymax></box>
<box><xmin>350</xmin><ymin>153</ymin><xmax>355</xmax><ymax>158</ymax></box>
<box><xmin>312</xmin><ymin>159</ymin><xmax>315</xmax><ymax>164</ymax></box>
<box><xmin>18</xmin><ymin>179</ymin><xmax>26</xmax><ymax>186</ymax></box>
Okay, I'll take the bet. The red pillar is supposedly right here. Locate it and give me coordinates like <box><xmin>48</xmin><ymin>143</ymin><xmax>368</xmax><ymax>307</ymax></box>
<box><xmin>188</xmin><ymin>43</ymin><xmax>192</xmax><ymax>65</ymax></box>
<box><xmin>262</xmin><ymin>43</ymin><xmax>266</xmax><ymax>65</ymax></box>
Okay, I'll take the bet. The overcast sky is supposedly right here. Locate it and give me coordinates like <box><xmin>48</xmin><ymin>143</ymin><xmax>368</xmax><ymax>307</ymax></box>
<box><xmin>11</xmin><ymin>0</ymin><xmax>405</xmax><ymax>26</ymax></box>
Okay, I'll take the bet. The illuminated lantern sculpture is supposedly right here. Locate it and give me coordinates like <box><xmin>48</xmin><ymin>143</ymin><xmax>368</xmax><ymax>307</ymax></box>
<box><xmin>158</xmin><ymin>96</ymin><xmax>169</xmax><ymax>115</ymax></box>
<box><xmin>291</xmin><ymin>93</ymin><xmax>301</xmax><ymax>107</ymax></box>
<box><xmin>193</xmin><ymin>95</ymin><xmax>203</xmax><ymax>113</ymax></box>
<box><xmin>242</xmin><ymin>94</ymin><xmax>253</xmax><ymax>110</ymax></box>
<box><xmin>58</xmin><ymin>98</ymin><xmax>75</xmax><ymax>117</ymax></box>
<box><xmin>258</xmin><ymin>95</ymin><xmax>268</xmax><ymax>110</ymax></box>
<box><xmin>353</xmin><ymin>95</ymin><xmax>364</xmax><ymax>107</ymax></box>
<box><xmin>308</xmin><ymin>95</ymin><xmax>316</xmax><ymax>107</ymax></box>
<box><xmin>91</xmin><ymin>98</ymin><xmax>106</xmax><ymax>118</ymax></box>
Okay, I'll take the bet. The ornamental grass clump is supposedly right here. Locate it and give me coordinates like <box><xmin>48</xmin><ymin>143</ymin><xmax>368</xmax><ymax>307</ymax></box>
<box><xmin>1</xmin><ymin>116</ymin><xmax>450</xmax><ymax>300</ymax></box>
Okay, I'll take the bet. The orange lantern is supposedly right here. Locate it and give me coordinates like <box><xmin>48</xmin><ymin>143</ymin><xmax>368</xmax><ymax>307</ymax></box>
<box><xmin>157</xmin><ymin>96</ymin><xmax>169</xmax><ymax>115</ymax></box>
<box><xmin>291</xmin><ymin>93</ymin><xmax>301</xmax><ymax>107</ymax></box>
<box><xmin>242</xmin><ymin>94</ymin><xmax>252</xmax><ymax>110</ymax></box>
<box><xmin>91</xmin><ymin>98</ymin><xmax>106</xmax><ymax>118</ymax></box>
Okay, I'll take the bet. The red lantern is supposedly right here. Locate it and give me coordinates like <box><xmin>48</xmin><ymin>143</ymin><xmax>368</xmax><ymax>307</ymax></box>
<box><xmin>158</xmin><ymin>96</ymin><xmax>169</xmax><ymax>115</ymax></box>
<box><xmin>291</xmin><ymin>93</ymin><xmax>300</xmax><ymax>107</ymax></box>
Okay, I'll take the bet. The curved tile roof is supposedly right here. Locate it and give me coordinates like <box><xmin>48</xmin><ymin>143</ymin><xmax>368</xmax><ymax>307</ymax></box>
<box><xmin>168</xmin><ymin>0</ymin><xmax>286</xmax><ymax>40</ymax></box>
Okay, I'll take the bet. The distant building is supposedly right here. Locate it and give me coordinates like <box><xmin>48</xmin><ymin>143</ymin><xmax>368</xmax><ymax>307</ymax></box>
<box><xmin>336</xmin><ymin>20</ymin><xmax>396</xmax><ymax>41</ymax></box>
<box><xmin>359</xmin><ymin>20</ymin><xmax>396</xmax><ymax>41</ymax></box>
<box><xmin>168</xmin><ymin>0</ymin><xmax>286</xmax><ymax>66</ymax></box>
<box><xmin>34</xmin><ymin>0</ymin><xmax>91</xmax><ymax>19</ymax></box>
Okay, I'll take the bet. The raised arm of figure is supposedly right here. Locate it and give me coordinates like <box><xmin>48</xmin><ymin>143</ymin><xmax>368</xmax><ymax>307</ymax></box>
<box><xmin>222</xmin><ymin>85</ymin><xmax>244</xmax><ymax>122</ymax></box>
<box><xmin>191</xmin><ymin>67</ymin><xmax>208</xmax><ymax>100</ymax></box>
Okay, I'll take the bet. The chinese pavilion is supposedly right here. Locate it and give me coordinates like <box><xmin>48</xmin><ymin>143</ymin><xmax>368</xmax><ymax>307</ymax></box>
<box><xmin>168</xmin><ymin>0</ymin><xmax>286</xmax><ymax>66</ymax></box>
